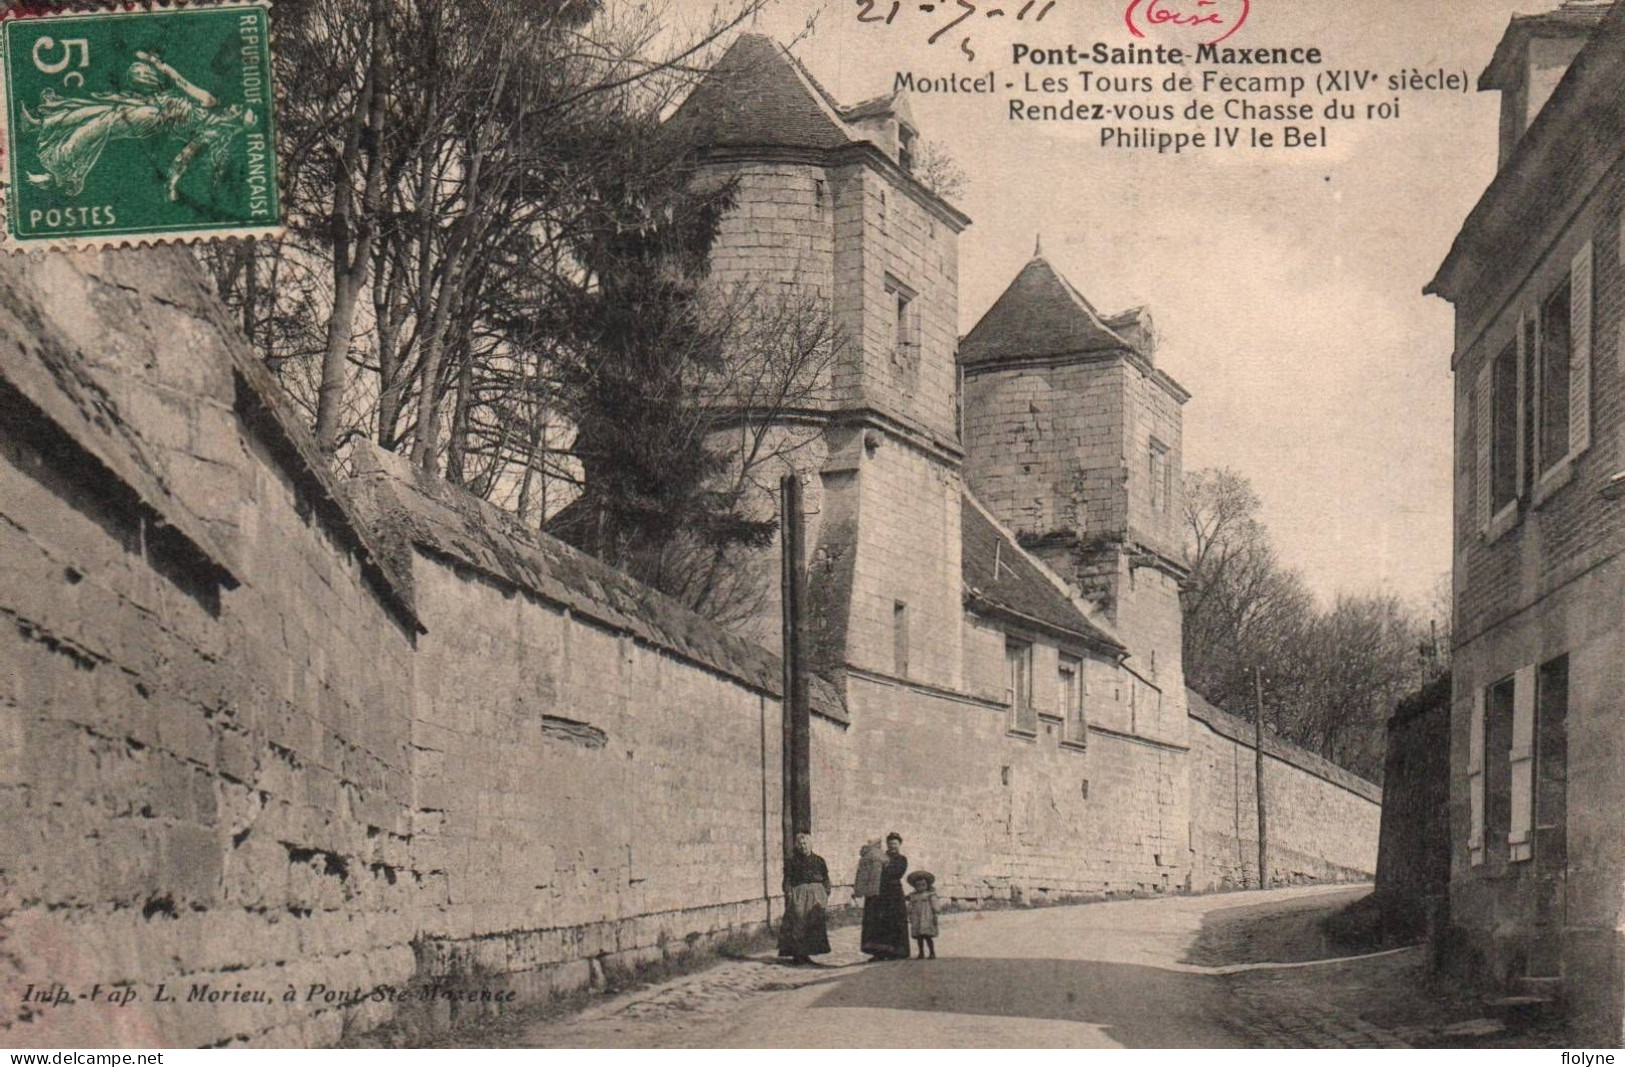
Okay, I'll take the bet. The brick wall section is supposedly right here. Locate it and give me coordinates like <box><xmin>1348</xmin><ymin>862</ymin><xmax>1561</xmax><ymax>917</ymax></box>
<box><xmin>1123</xmin><ymin>361</ymin><xmax>1187</xmax><ymax>562</ymax></box>
<box><xmin>1454</xmin><ymin>152</ymin><xmax>1625</xmax><ymax>647</ymax></box>
<box><xmin>1444</xmin><ymin>79</ymin><xmax>1625</xmax><ymax>1040</ymax></box>
<box><xmin>845</xmin><ymin>440</ymin><xmax>964</xmax><ymax>689</ymax></box>
<box><xmin>850</xmin><ymin>169</ymin><xmax>961</xmax><ymax>444</ymax></box>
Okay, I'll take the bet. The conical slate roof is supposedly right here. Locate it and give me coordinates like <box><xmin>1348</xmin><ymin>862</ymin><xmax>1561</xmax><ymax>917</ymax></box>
<box><xmin>665</xmin><ymin>33</ymin><xmax>856</xmax><ymax>152</ymax></box>
<box><xmin>959</xmin><ymin>252</ymin><xmax>1134</xmax><ymax>366</ymax></box>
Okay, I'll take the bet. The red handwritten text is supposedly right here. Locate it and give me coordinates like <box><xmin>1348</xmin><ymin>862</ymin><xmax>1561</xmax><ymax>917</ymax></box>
<box><xmin>1124</xmin><ymin>0</ymin><xmax>1249</xmax><ymax>45</ymax></box>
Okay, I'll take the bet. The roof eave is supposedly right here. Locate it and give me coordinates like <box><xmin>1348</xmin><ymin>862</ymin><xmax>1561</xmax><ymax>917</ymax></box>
<box><xmin>963</xmin><ymin>591</ymin><xmax>1127</xmax><ymax>658</ymax></box>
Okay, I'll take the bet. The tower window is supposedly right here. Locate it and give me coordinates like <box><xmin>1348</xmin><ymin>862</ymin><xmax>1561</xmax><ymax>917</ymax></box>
<box><xmin>885</xmin><ymin>275</ymin><xmax>919</xmax><ymax>374</ymax></box>
<box><xmin>899</xmin><ymin>124</ymin><xmax>918</xmax><ymax>174</ymax></box>
<box><xmin>1149</xmin><ymin>439</ymin><xmax>1171</xmax><ymax>513</ymax></box>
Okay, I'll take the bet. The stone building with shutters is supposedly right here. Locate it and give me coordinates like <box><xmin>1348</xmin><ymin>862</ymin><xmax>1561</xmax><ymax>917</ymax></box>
<box><xmin>1425</xmin><ymin>0</ymin><xmax>1625</xmax><ymax>1042</ymax></box>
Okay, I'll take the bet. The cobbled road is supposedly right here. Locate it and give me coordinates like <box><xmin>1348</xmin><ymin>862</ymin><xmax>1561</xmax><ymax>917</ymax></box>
<box><xmin>511</xmin><ymin>884</ymin><xmax>1415</xmax><ymax>1048</ymax></box>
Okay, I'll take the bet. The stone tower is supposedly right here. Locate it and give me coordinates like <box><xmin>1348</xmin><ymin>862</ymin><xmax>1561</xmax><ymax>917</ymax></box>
<box><xmin>959</xmin><ymin>246</ymin><xmax>1191</xmax><ymax>736</ymax></box>
<box><xmin>666</xmin><ymin>35</ymin><xmax>972</xmax><ymax>688</ymax></box>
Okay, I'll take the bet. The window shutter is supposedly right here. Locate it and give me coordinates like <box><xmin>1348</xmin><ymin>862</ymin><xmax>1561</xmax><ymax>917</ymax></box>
<box><xmin>1509</xmin><ymin>665</ymin><xmax>1536</xmax><ymax>860</ymax></box>
<box><xmin>1569</xmin><ymin>240</ymin><xmax>1593</xmax><ymax>456</ymax></box>
<box><xmin>1475</xmin><ymin>361</ymin><xmax>1493</xmax><ymax>533</ymax></box>
<box><xmin>1515</xmin><ymin>313</ymin><xmax>1528</xmax><ymax>498</ymax></box>
<box><xmin>1469</xmin><ymin>687</ymin><xmax>1485</xmax><ymax>866</ymax></box>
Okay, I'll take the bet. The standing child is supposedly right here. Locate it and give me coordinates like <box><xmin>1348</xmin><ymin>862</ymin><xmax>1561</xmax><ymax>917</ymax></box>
<box><xmin>906</xmin><ymin>871</ymin><xmax>940</xmax><ymax>959</ymax></box>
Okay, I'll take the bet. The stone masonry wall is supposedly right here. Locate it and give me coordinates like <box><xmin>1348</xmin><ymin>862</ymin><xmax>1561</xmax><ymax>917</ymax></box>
<box><xmin>1188</xmin><ymin>696</ymin><xmax>1381</xmax><ymax>891</ymax></box>
<box><xmin>1</xmin><ymin>251</ymin><xmax>422</xmax><ymax>1048</ymax></box>
<box><xmin>845</xmin><ymin>438</ymin><xmax>965</xmax><ymax>690</ymax></box>
<box><xmin>828</xmin><ymin>673</ymin><xmax>1190</xmax><ymax>902</ymax></box>
<box><xmin>850</xmin><ymin>168</ymin><xmax>961</xmax><ymax>446</ymax></box>
<box><xmin>962</xmin><ymin>359</ymin><xmax>1127</xmax><ymax>543</ymax></box>
<box><xmin>349</xmin><ymin>447</ymin><xmax>803</xmax><ymax>1008</ymax></box>
<box><xmin>1374</xmin><ymin>676</ymin><xmax>1450</xmax><ymax>939</ymax></box>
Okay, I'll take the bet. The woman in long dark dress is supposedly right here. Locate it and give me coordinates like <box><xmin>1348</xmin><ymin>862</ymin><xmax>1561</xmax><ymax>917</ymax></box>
<box><xmin>860</xmin><ymin>832</ymin><xmax>911</xmax><ymax>959</ymax></box>
<box><xmin>778</xmin><ymin>833</ymin><xmax>832</xmax><ymax>963</ymax></box>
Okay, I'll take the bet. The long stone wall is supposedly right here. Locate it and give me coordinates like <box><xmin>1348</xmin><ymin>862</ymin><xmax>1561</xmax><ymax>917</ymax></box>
<box><xmin>1188</xmin><ymin>694</ymin><xmax>1382</xmax><ymax>891</ymax></box>
<box><xmin>2</xmin><ymin>248</ymin><xmax>1379</xmax><ymax>1048</ymax></box>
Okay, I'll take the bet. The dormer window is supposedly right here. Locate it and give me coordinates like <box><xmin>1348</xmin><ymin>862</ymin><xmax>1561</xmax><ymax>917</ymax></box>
<box><xmin>898</xmin><ymin>124</ymin><xmax>918</xmax><ymax>174</ymax></box>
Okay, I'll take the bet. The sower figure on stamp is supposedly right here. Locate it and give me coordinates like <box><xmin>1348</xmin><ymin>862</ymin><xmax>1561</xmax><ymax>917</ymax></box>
<box><xmin>778</xmin><ymin>833</ymin><xmax>832</xmax><ymax>964</ymax></box>
<box><xmin>21</xmin><ymin>51</ymin><xmax>253</xmax><ymax>201</ymax></box>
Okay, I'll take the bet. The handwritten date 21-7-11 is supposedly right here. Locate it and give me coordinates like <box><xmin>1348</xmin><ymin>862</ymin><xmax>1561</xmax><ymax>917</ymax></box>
<box><xmin>855</xmin><ymin>0</ymin><xmax>1059</xmax><ymax>53</ymax></box>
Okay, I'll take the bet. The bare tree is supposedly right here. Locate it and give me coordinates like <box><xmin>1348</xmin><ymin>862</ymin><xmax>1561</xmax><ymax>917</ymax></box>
<box><xmin>201</xmin><ymin>0</ymin><xmax>774</xmax><ymax>465</ymax></box>
<box><xmin>914</xmin><ymin>138</ymin><xmax>967</xmax><ymax>203</ymax></box>
<box><xmin>1183</xmin><ymin>467</ymin><xmax>1430</xmax><ymax>780</ymax></box>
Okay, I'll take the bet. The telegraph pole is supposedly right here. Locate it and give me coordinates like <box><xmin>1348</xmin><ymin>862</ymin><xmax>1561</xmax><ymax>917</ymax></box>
<box><xmin>1254</xmin><ymin>666</ymin><xmax>1269</xmax><ymax>890</ymax></box>
<box><xmin>779</xmin><ymin>477</ymin><xmax>812</xmax><ymax>875</ymax></box>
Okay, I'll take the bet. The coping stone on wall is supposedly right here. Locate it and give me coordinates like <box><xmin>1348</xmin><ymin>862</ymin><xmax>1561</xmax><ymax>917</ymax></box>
<box><xmin>1186</xmin><ymin>689</ymin><xmax>1382</xmax><ymax>804</ymax></box>
<box><xmin>0</xmin><ymin>248</ymin><xmax>422</xmax><ymax>634</ymax></box>
<box><xmin>344</xmin><ymin>443</ymin><xmax>849</xmax><ymax>724</ymax></box>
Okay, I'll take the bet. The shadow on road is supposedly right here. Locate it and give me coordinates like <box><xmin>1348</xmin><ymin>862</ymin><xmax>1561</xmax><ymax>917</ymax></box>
<box><xmin>1182</xmin><ymin>887</ymin><xmax>1373</xmax><ymax>967</ymax></box>
<box><xmin>804</xmin><ymin>958</ymin><xmax>1238</xmax><ymax>1047</ymax></box>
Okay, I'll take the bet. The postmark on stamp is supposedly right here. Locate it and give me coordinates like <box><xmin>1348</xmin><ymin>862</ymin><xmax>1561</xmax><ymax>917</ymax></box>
<box><xmin>1</xmin><ymin>1</ymin><xmax>281</xmax><ymax>250</ymax></box>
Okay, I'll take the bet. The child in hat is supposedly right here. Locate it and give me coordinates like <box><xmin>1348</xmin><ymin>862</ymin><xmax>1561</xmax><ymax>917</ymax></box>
<box><xmin>906</xmin><ymin>870</ymin><xmax>940</xmax><ymax>959</ymax></box>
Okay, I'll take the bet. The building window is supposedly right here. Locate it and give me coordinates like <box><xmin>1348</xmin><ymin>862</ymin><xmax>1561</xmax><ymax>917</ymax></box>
<box><xmin>1149</xmin><ymin>439</ymin><xmax>1171</xmax><ymax>513</ymax></box>
<box><xmin>1005</xmin><ymin>639</ymin><xmax>1035</xmax><ymax>734</ymax></box>
<box><xmin>899</xmin><ymin>124</ymin><xmax>917</xmax><ymax>174</ymax></box>
<box><xmin>893</xmin><ymin>601</ymin><xmax>909</xmax><ymax>678</ymax></box>
<box><xmin>1490</xmin><ymin>340</ymin><xmax>1519</xmax><ymax>511</ymax></box>
<box><xmin>1058</xmin><ymin>656</ymin><xmax>1085</xmax><ymax>746</ymax></box>
<box><xmin>1538</xmin><ymin>278</ymin><xmax>1571</xmax><ymax>474</ymax></box>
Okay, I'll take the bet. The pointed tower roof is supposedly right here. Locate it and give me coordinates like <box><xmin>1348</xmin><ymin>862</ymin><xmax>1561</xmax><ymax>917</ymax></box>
<box><xmin>665</xmin><ymin>33</ymin><xmax>856</xmax><ymax>152</ymax></box>
<box><xmin>959</xmin><ymin>252</ymin><xmax>1134</xmax><ymax>367</ymax></box>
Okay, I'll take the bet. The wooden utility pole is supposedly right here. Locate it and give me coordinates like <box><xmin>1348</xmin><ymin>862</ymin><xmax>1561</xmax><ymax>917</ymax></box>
<box><xmin>1254</xmin><ymin>666</ymin><xmax>1268</xmax><ymax>890</ymax></box>
<box><xmin>780</xmin><ymin>477</ymin><xmax>812</xmax><ymax>874</ymax></box>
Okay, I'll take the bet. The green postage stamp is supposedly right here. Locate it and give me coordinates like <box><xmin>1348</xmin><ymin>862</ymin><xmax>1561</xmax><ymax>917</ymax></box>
<box><xmin>1</xmin><ymin>1</ymin><xmax>280</xmax><ymax>249</ymax></box>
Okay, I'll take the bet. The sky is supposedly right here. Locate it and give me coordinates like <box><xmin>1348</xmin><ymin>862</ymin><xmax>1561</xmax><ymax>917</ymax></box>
<box><xmin>730</xmin><ymin>0</ymin><xmax>1547</xmax><ymax>611</ymax></box>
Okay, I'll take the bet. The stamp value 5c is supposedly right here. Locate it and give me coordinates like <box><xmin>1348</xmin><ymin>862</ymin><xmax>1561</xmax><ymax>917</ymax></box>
<box><xmin>2</xmin><ymin>1</ymin><xmax>281</xmax><ymax>250</ymax></box>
